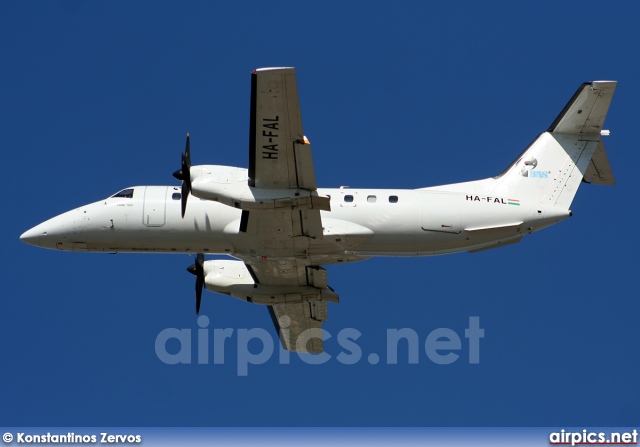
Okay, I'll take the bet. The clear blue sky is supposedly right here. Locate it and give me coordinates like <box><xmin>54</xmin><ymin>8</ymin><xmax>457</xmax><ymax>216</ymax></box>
<box><xmin>2</xmin><ymin>1</ymin><xmax>639</xmax><ymax>426</ymax></box>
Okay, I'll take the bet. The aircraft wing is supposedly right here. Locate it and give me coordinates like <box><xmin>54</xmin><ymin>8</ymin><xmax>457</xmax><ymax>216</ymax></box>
<box><xmin>248</xmin><ymin>67</ymin><xmax>318</xmax><ymax>190</ymax></box>
<box><xmin>240</xmin><ymin>67</ymin><xmax>334</xmax><ymax>353</ymax></box>
<box><xmin>238</xmin><ymin>210</ymin><xmax>333</xmax><ymax>354</ymax></box>
<box><xmin>241</xmin><ymin>243</ymin><xmax>331</xmax><ymax>354</ymax></box>
<box><xmin>268</xmin><ymin>301</ymin><xmax>326</xmax><ymax>354</ymax></box>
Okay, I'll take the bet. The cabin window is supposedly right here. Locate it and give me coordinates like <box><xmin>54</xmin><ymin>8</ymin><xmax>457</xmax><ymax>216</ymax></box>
<box><xmin>172</xmin><ymin>193</ymin><xmax>182</xmax><ymax>200</ymax></box>
<box><xmin>344</xmin><ymin>195</ymin><xmax>354</xmax><ymax>203</ymax></box>
<box><xmin>367</xmin><ymin>195</ymin><xmax>377</xmax><ymax>203</ymax></box>
<box><xmin>389</xmin><ymin>195</ymin><xmax>399</xmax><ymax>203</ymax></box>
<box><xmin>111</xmin><ymin>189</ymin><xmax>134</xmax><ymax>198</ymax></box>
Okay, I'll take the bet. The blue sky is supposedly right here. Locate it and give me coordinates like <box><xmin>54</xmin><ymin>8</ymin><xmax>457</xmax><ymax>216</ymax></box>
<box><xmin>2</xmin><ymin>1</ymin><xmax>639</xmax><ymax>426</ymax></box>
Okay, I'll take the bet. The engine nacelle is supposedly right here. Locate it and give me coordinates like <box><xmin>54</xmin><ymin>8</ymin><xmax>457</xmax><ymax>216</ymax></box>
<box><xmin>190</xmin><ymin>165</ymin><xmax>330</xmax><ymax>211</ymax></box>
<box><xmin>203</xmin><ymin>260</ymin><xmax>339</xmax><ymax>305</ymax></box>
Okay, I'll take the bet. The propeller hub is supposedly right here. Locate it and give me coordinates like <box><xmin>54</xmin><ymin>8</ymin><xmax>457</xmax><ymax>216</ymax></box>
<box><xmin>173</xmin><ymin>169</ymin><xmax>185</xmax><ymax>181</ymax></box>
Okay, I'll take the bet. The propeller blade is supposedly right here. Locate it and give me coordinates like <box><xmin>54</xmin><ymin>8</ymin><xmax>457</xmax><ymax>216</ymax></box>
<box><xmin>173</xmin><ymin>133</ymin><xmax>191</xmax><ymax>218</ymax></box>
<box><xmin>187</xmin><ymin>253</ymin><xmax>205</xmax><ymax>315</ymax></box>
<box><xmin>184</xmin><ymin>132</ymin><xmax>191</xmax><ymax>167</ymax></box>
<box><xmin>196</xmin><ymin>276</ymin><xmax>203</xmax><ymax>315</ymax></box>
<box><xmin>180</xmin><ymin>171</ymin><xmax>189</xmax><ymax>218</ymax></box>
<box><xmin>196</xmin><ymin>252</ymin><xmax>204</xmax><ymax>270</ymax></box>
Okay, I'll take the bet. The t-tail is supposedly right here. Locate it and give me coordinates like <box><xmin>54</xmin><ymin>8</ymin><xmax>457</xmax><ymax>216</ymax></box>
<box><xmin>489</xmin><ymin>80</ymin><xmax>617</xmax><ymax>230</ymax></box>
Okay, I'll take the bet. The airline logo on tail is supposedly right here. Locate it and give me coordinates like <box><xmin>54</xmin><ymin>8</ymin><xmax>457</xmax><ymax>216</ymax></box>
<box><xmin>523</xmin><ymin>170</ymin><xmax>550</xmax><ymax>178</ymax></box>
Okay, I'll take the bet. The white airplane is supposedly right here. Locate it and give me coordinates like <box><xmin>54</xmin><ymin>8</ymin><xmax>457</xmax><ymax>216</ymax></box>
<box><xmin>20</xmin><ymin>68</ymin><xmax>616</xmax><ymax>353</ymax></box>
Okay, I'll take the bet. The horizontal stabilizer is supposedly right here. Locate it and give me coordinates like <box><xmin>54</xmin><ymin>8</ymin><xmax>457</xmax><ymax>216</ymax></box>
<box><xmin>584</xmin><ymin>140</ymin><xmax>615</xmax><ymax>185</ymax></box>
<box><xmin>548</xmin><ymin>81</ymin><xmax>617</xmax><ymax>136</ymax></box>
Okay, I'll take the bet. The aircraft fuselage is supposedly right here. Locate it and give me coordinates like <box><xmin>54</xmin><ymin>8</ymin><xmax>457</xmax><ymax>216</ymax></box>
<box><xmin>20</xmin><ymin>170</ymin><xmax>568</xmax><ymax>262</ymax></box>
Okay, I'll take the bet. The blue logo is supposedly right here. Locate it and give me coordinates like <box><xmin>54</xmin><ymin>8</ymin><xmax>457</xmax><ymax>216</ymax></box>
<box><xmin>529</xmin><ymin>171</ymin><xmax>549</xmax><ymax>179</ymax></box>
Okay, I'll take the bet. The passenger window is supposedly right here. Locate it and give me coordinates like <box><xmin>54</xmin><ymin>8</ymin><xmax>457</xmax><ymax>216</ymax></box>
<box><xmin>389</xmin><ymin>195</ymin><xmax>399</xmax><ymax>203</ymax></box>
<box><xmin>111</xmin><ymin>189</ymin><xmax>134</xmax><ymax>198</ymax></box>
<box><xmin>367</xmin><ymin>195</ymin><xmax>377</xmax><ymax>203</ymax></box>
<box><xmin>172</xmin><ymin>193</ymin><xmax>182</xmax><ymax>200</ymax></box>
<box><xmin>344</xmin><ymin>195</ymin><xmax>354</xmax><ymax>203</ymax></box>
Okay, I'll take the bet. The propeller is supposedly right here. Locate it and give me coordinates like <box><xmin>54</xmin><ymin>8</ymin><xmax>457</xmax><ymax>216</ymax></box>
<box><xmin>187</xmin><ymin>253</ymin><xmax>205</xmax><ymax>314</ymax></box>
<box><xmin>172</xmin><ymin>133</ymin><xmax>191</xmax><ymax>218</ymax></box>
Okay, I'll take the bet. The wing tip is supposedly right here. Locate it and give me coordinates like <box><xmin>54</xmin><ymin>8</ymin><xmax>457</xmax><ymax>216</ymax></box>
<box><xmin>254</xmin><ymin>66</ymin><xmax>295</xmax><ymax>73</ymax></box>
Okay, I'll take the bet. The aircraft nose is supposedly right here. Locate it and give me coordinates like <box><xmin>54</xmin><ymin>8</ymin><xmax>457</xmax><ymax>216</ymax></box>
<box><xmin>20</xmin><ymin>209</ymin><xmax>81</xmax><ymax>250</ymax></box>
<box><xmin>20</xmin><ymin>226</ymin><xmax>44</xmax><ymax>246</ymax></box>
<box><xmin>19</xmin><ymin>221</ymin><xmax>60</xmax><ymax>249</ymax></box>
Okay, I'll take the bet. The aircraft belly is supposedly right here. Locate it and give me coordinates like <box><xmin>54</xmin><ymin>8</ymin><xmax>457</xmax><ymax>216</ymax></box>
<box><xmin>351</xmin><ymin>231</ymin><xmax>467</xmax><ymax>255</ymax></box>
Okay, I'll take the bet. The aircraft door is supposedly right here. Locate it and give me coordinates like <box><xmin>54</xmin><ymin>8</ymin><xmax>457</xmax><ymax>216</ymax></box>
<box><xmin>143</xmin><ymin>186</ymin><xmax>167</xmax><ymax>227</ymax></box>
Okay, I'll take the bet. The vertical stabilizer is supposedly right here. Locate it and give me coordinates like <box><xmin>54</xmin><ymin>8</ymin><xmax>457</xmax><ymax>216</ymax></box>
<box><xmin>490</xmin><ymin>81</ymin><xmax>616</xmax><ymax>223</ymax></box>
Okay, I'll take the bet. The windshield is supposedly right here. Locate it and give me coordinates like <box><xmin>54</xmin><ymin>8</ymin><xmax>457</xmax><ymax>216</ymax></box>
<box><xmin>111</xmin><ymin>188</ymin><xmax>134</xmax><ymax>198</ymax></box>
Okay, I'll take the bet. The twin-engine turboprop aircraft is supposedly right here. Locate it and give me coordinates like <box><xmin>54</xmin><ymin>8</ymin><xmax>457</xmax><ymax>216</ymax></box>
<box><xmin>20</xmin><ymin>68</ymin><xmax>617</xmax><ymax>353</ymax></box>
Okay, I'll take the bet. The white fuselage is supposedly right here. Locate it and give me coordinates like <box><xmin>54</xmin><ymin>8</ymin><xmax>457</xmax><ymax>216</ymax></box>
<box><xmin>20</xmin><ymin>168</ymin><xmax>569</xmax><ymax>263</ymax></box>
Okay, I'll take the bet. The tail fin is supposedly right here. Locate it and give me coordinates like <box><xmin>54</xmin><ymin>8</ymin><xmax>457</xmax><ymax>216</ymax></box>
<box><xmin>491</xmin><ymin>81</ymin><xmax>616</xmax><ymax>217</ymax></box>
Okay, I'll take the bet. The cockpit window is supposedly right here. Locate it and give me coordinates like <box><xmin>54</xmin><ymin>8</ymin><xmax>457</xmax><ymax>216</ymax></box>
<box><xmin>111</xmin><ymin>189</ymin><xmax>134</xmax><ymax>198</ymax></box>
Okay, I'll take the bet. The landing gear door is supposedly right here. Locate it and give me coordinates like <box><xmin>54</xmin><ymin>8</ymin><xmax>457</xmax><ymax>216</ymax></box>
<box><xmin>143</xmin><ymin>186</ymin><xmax>168</xmax><ymax>227</ymax></box>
